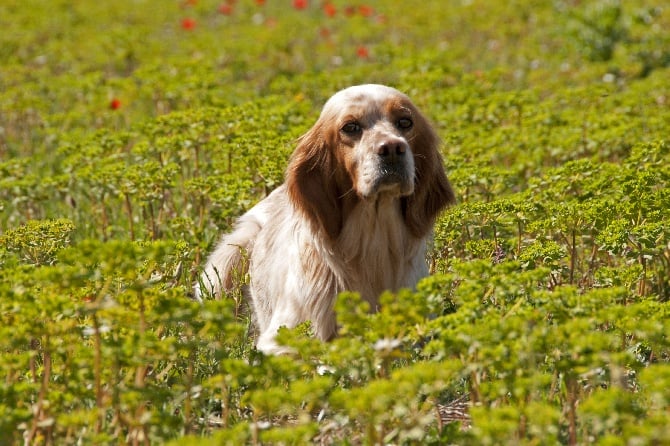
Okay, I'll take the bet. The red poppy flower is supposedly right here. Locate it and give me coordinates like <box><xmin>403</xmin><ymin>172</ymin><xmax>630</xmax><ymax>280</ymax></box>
<box><xmin>218</xmin><ymin>3</ymin><xmax>233</xmax><ymax>14</ymax></box>
<box><xmin>323</xmin><ymin>3</ymin><xmax>336</xmax><ymax>17</ymax></box>
<box><xmin>356</xmin><ymin>46</ymin><xmax>369</xmax><ymax>59</ymax></box>
<box><xmin>110</xmin><ymin>98</ymin><xmax>122</xmax><ymax>110</ymax></box>
<box><xmin>181</xmin><ymin>17</ymin><xmax>197</xmax><ymax>30</ymax></box>
<box><xmin>255</xmin><ymin>0</ymin><xmax>265</xmax><ymax>4</ymax></box>
<box><xmin>293</xmin><ymin>0</ymin><xmax>307</xmax><ymax>10</ymax></box>
<box><xmin>359</xmin><ymin>5</ymin><xmax>374</xmax><ymax>17</ymax></box>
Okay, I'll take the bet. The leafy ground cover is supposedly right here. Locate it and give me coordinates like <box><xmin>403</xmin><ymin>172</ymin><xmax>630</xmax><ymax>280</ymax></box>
<box><xmin>1</xmin><ymin>0</ymin><xmax>669</xmax><ymax>444</ymax></box>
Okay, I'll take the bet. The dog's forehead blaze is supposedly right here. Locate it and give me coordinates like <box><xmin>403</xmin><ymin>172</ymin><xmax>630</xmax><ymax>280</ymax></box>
<box><xmin>327</xmin><ymin>99</ymin><xmax>415</xmax><ymax>133</ymax></box>
<box><xmin>324</xmin><ymin>85</ymin><xmax>410</xmax><ymax>118</ymax></box>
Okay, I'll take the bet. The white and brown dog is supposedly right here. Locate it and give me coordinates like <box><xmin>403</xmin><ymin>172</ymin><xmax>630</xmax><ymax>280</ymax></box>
<box><xmin>196</xmin><ymin>85</ymin><xmax>455</xmax><ymax>354</ymax></box>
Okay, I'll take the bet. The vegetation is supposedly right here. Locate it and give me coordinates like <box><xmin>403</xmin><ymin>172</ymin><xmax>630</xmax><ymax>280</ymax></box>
<box><xmin>1</xmin><ymin>0</ymin><xmax>669</xmax><ymax>444</ymax></box>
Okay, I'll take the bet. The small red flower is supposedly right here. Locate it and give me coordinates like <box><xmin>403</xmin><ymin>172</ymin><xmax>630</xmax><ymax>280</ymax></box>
<box><xmin>181</xmin><ymin>17</ymin><xmax>197</xmax><ymax>30</ymax></box>
<box><xmin>292</xmin><ymin>0</ymin><xmax>307</xmax><ymax>10</ymax></box>
<box><xmin>110</xmin><ymin>98</ymin><xmax>122</xmax><ymax>110</ymax></box>
<box><xmin>359</xmin><ymin>5</ymin><xmax>374</xmax><ymax>17</ymax></box>
<box><xmin>356</xmin><ymin>46</ymin><xmax>369</xmax><ymax>59</ymax></box>
<box><xmin>218</xmin><ymin>3</ymin><xmax>233</xmax><ymax>14</ymax></box>
<box><xmin>255</xmin><ymin>0</ymin><xmax>265</xmax><ymax>4</ymax></box>
<box><xmin>323</xmin><ymin>3</ymin><xmax>336</xmax><ymax>17</ymax></box>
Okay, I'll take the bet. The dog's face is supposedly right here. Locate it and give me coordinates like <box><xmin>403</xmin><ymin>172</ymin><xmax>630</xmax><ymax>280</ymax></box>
<box><xmin>322</xmin><ymin>85</ymin><xmax>418</xmax><ymax>199</ymax></box>
<box><xmin>287</xmin><ymin>84</ymin><xmax>455</xmax><ymax>240</ymax></box>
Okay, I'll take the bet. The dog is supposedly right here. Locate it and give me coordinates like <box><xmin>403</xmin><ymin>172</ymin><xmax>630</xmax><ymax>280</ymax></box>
<box><xmin>196</xmin><ymin>84</ymin><xmax>455</xmax><ymax>354</ymax></box>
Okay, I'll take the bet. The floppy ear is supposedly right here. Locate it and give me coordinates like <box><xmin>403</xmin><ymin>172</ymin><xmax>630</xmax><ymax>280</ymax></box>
<box><xmin>286</xmin><ymin>121</ymin><xmax>346</xmax><ymax>241</ymax></box>
<box><xmin>403</xmin><ymin>118</ymin><xmax>456</xmax><ymax>238</ymax></box>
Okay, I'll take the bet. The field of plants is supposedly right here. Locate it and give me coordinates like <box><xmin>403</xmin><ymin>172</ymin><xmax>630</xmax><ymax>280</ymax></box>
<box><xmin>1</xmin><ymin>0</ymin><xmax>669</xmax><ymax>444</ymax></box>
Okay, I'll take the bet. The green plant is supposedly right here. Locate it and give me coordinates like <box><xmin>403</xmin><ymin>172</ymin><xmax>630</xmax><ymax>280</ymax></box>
<box><xmin>1</xmin><ymin>0</ymin><xmax>669</xmax><ymax>444</ymax></box>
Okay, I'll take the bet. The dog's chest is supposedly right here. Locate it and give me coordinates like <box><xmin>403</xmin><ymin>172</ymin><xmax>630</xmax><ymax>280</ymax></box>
<box><xmin>333</xmin><ymin>198</ymin><xmax>422</xmax><ymax>304</ymax></box>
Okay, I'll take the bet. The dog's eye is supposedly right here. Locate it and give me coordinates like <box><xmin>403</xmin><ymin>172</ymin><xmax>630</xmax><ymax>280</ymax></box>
<box><xmin>396</xmin><ymin>117</ymin><xmax>413</xmax><ymax>130</ymax></box>
<box><xmin>341</xmin><ymin>122</ymin><xmax>362</xmax><ymax>134</ymax></box>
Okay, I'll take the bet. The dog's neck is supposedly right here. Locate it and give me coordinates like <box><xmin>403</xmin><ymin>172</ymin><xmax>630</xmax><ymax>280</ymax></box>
<box><xmin>332</xmin><ymin>195</ymin><xmax>425</xmax><ymax>308</ymax></box>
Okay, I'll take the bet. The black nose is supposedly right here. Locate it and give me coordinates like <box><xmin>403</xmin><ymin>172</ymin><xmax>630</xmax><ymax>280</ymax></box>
<box><xmin>377</xmin><ymin>139</ymin><xmax>407</xmax><ymax>160</ymax></box>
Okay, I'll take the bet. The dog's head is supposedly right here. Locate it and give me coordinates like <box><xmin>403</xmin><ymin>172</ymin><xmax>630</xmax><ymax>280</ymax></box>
<box><xmin>287</xmin><ymin>84</ymin><xmax>455</xmax><ymax>240</ymax></box>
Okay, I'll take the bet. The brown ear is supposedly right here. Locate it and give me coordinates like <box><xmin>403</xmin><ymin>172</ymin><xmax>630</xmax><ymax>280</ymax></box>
<box><xmin>286</xmin><ymin>122</ymin><xmax>345</xmax><ymax>241</ymax></box>
<box><xmin>403</xmin><ymin>120</ymin><xmax>456</xmax><ymax>238</ymax></box>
